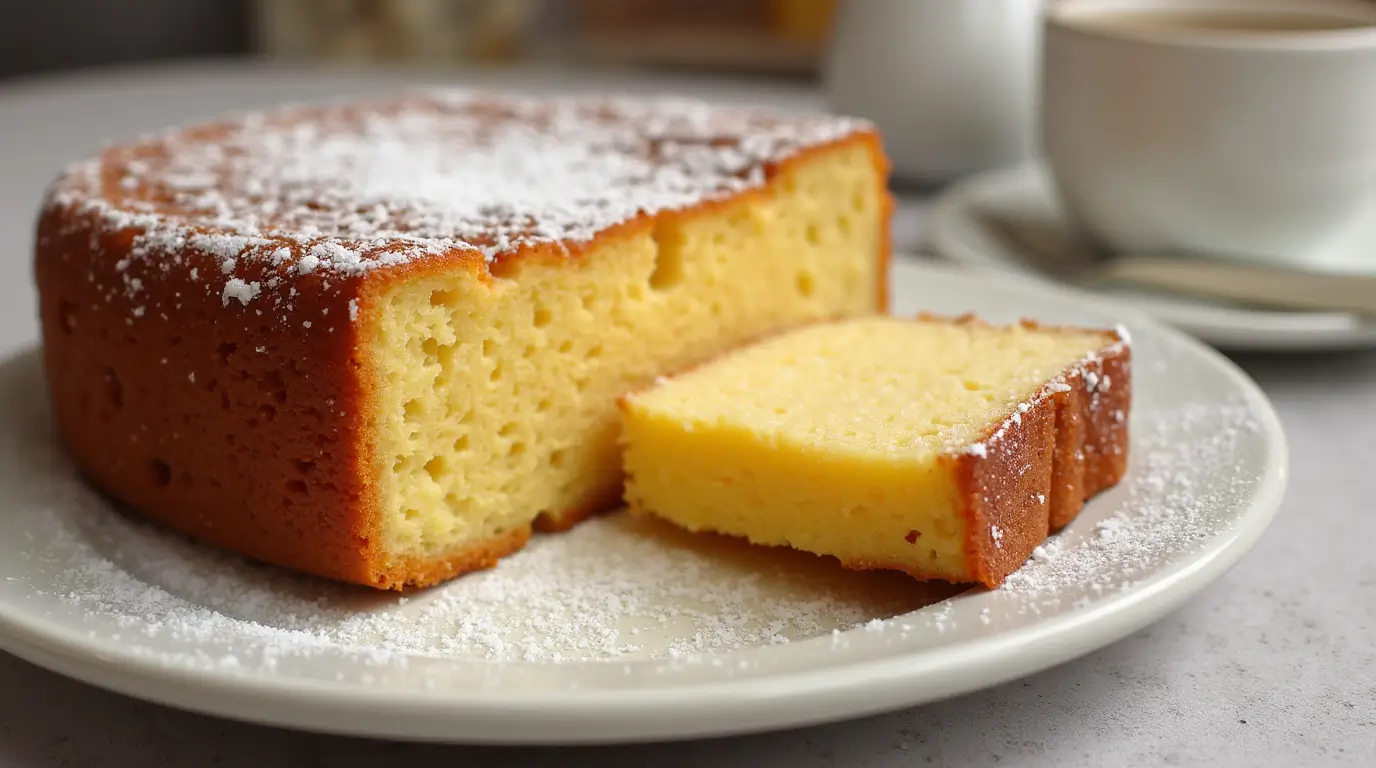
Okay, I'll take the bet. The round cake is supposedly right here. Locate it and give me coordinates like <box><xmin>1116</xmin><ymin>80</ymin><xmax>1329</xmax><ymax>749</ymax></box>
<box><xmin>34</xmin><ymin>90</ymin><xmax>892</xmax><ymax>589</ymax></box>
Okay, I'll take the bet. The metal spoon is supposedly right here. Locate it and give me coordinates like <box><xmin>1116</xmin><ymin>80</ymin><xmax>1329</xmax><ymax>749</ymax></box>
<box><xmin>979</xmin><ymin>213</ymin><xmax>1376</xmax><ymax>317</ymax></box>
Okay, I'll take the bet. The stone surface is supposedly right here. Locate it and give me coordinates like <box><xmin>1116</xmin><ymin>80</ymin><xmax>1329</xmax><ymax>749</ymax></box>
<box><xmin>0</xmin><ymin>63</ymin><xmax>1371</xmax><ymax>768</ymax></box>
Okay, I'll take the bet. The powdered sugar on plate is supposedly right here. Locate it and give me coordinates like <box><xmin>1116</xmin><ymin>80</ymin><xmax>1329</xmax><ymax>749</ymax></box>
<box><xmin>1000</xmin><ymin>399</ymin><xmax>1263</xmax><ymax>596</ymax></box>
<box><xmin>3</xmin><ymin>388</ymin><xmax>945</xmax><ymax>672</ymax></box>
<box><xmin>0</xmin><ymin>335</ymin><xmax>1271</xmax><ymax>677</ymax></box>
<box><xmin>42</xmin><ymin>503</ymin><xmax>941</xmax><ymax>669</ymax></box>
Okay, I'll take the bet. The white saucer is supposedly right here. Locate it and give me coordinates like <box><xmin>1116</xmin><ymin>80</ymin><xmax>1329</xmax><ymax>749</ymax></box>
<box><xmin>0</xmin><ymin>261</ymin><xmax>1287</xmax><ymax>745</ymax></box>
<box><xmin>929</xmin><ymin>165</ymin><xmax>1376</xmax><ymax>352</ymax></box>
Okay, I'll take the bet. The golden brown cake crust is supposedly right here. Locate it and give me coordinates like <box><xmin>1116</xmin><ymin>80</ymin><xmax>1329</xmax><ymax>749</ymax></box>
<box><xmin>838</xmin><ymin>315</ymin><xmax>1131</xmax><ymax>588</ymax></box>
<box><xmin>35</xmin><ymin>92</ymin><xmax>891</xmax><ymax>589</ymax></box>
<box><xmin>379</xmin><ymin>525</ymin><xmax>532</xmax><ymax>591</ymax></box>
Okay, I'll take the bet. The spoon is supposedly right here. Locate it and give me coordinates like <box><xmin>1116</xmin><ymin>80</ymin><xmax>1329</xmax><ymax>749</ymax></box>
<box><xmin>980</xmin><ymin>213</ymin><xmax>1376</xmax><ymax>317</ymax></box>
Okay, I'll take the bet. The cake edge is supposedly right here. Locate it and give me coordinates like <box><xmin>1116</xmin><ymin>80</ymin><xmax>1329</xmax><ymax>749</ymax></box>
<box><xmin>840</xmin><ymin>314</ymin><xmax>1131</xmax><ymax>588</ymax></box>
<box><xmin>960</xmin><ymin>314</ymin><xmax>1130</xmax><ymax>588</ymax></box>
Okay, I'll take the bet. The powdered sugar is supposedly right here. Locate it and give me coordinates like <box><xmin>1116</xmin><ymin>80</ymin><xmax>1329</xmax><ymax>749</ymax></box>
<box><xmin>958</xmin><ymin>330</ymin><xmax>1127</xmax><ymax>460</ymax></box>
<box><xmin>49</xmin><ymin>511</ymin><xmax>939</xmax><ymax>668</ymax></box>
<box><xmin>220</xmin><ymin>278</ymin><xmax>260</xmax><ymax>306</ymax></box>
<box><xmin>45</xmin><ymin>91</ymin><xmax>868</xmax><ymax>323</ymax></box>
<box><xmin>1001</xmin><ymin>400</ymin><xmax>1263</xmax><ymax>596</ymax></box>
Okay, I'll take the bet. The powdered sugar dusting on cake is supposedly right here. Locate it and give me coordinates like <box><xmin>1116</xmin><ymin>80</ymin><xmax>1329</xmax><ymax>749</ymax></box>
<box><xmin>220</xmin><ymin>278</ymin><xmax>260</xmax><ymax>306</ymax></box>
<box><xmin>46</xmin><ymin>91</ymin><xmax>870</xmax><ymax>322</ymax></box>
<box><xmin>957</xmin><ymin>329</ymin><xmax>1129</xmax><ymax>459</ymax></box>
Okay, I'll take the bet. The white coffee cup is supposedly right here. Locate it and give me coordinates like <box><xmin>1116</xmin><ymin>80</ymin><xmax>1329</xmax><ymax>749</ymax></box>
<box><xmin>824</xmin><ymin>0</ymin><xmax>1046</xmax><ymax>183</ymax></box>
<box><xmin>1041</xmin><ymin>0</ymin><xmax>1376</xmax><ymax>268</ymax></box>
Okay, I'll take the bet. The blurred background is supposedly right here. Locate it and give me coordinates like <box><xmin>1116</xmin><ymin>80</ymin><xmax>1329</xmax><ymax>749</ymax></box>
<box><xmin>0</xmin><ymin>0</ymin><xmax>840</xmax><ymax>82</ymax></box>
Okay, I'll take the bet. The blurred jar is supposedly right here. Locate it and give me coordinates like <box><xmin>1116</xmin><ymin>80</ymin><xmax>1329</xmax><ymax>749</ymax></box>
<box><xmin>0</xmin><ymin>0</ymin><xmax>248</xmax><ymax>79</ymax></box>
<box><xmin>567</xmin><ymin>0</ymin><xmax>837</xmax><ymax>75</ymax></box>
<box><xmin>823</xmin><ymin>0</ymin><xmax>1046</xmax><ymax>183</ymax></box>
<box><xmin>254</xmin><ymin>0</ymin><xmax>540</xmax><ymax>65</ymax></box>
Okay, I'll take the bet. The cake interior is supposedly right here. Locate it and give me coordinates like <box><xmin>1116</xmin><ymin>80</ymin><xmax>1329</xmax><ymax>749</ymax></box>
<box><xmin>366</xmin><ymin>142</ymin><xmax>885</xmax><ymax>568</ymax></box>
<box><xmin>619</xmin><ymin>317</ymin><xmax>1113</xmax><ymax>582</ymax></box>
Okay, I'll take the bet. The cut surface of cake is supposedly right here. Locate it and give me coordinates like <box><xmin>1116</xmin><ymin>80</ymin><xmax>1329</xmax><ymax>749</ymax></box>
<box><xmin>34</xmin><ymin>91</ymin><xmax>891</xmax><ymax>589</ymax></box>
<box><xmin>618</xmin><ymin>315</ymin><xmax>1130</xmax><ymax>588</ymax></box>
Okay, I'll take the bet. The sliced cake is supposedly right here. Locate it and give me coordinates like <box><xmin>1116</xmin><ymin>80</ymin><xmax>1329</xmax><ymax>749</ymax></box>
<box><xmin>34</xmin><ymin>91</ymin><xmax>891</xmax><ymax>589</ymax></box>
<box><xmin>618</xmin><ymin>315</ymin><xmax>1131</xmax><ymax>588</ymax></box>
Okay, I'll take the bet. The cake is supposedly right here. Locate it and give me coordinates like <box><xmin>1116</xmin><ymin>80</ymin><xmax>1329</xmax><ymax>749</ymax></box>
<box><xmin>618</xmin><ymin>315</ymin><xmax>1131</xmax><ymax>588</ymax></box>
<box><xmin>34</xmin><ymin>91</ymin><xmax>892</xmax><ymax>589</ymax></box>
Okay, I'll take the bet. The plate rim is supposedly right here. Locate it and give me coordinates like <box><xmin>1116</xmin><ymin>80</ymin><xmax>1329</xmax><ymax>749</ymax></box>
<box><xmin>0</xmin><ymin>261</ymin><xmax>1290</xmax><ymax>744</ymax></box>
<box><xmin>927</xmin><ymin>163</ymin><xmax>1376</xmax><ymax>352</ymax></box>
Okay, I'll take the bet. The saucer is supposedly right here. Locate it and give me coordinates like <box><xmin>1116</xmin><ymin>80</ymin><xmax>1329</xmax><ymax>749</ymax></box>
<box><xmin>929</xmin><ymin>165</ymin><xmax>1376</xmax><ymax>352</ymax></box>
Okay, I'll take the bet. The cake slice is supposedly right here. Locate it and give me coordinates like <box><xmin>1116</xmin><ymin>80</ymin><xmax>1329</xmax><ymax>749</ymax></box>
<box><xmin>34</xmin><ymin>92</ymin><xmax>891</xmax><ymax>589</ymax></box>
<box><xmin>618</xmin><ymin>315</ymin><xmax>1131</xmax><ymax>588</ymax></box>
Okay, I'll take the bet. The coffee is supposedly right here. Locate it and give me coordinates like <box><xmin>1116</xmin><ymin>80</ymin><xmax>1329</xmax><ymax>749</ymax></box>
<box><xmin>1071</xmin><ymin>9</ymin><xmax>1373</xmax><ymax>35</ymax></box>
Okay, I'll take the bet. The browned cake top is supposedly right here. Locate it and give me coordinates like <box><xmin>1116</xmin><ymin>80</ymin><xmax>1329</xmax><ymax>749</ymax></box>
<box><xmin>43</xmin><ymin>91</ymin><xmax>871</xmax><ymax>314</ymax></box>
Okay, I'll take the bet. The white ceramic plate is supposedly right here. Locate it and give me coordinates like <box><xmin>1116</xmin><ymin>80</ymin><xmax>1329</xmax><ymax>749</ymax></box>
<box><xmin>929</xmin><ymin>165</ymin><xmax>1376</xmax><ymax>352</ymax></box>
<box><xmin>0</xmin><ymin>260</ymin><xmax>1286</xmax><ymax>745</ymax></box>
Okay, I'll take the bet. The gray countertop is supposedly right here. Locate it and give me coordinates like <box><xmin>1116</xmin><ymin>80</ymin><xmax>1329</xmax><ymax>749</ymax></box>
<box><xmin>0</xmin><ymin>62</ymin><xmax>1371</xmax><ymax>768</ymax></box>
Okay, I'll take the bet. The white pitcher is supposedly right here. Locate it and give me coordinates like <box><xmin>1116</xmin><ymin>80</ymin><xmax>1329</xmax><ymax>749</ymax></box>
<box><xmin>823</xmin><ymin>0</ymin><xmax>1047</xmax><ymax>183</ymax></box>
